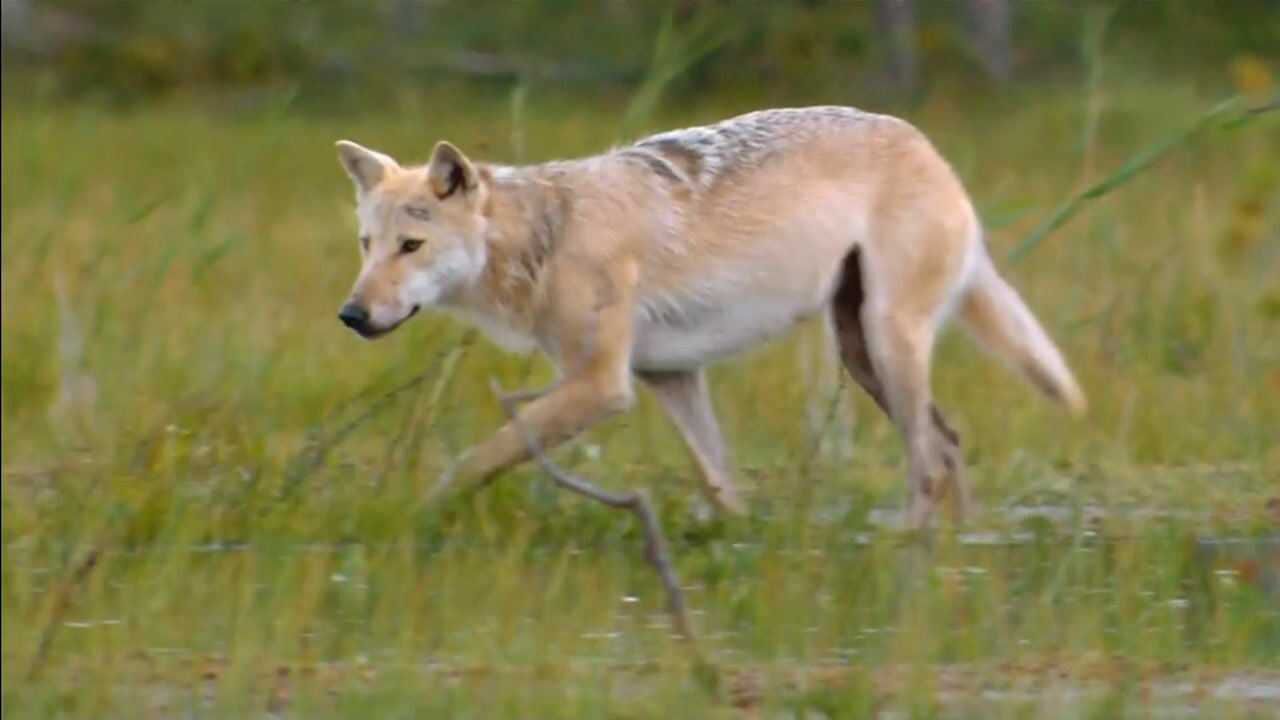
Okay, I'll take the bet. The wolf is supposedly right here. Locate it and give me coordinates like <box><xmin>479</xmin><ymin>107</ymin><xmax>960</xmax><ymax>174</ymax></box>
<box><xmin>334</xmin><ymin>106</ymin><xmax>1085</xmax><ymax>528</ymax></box>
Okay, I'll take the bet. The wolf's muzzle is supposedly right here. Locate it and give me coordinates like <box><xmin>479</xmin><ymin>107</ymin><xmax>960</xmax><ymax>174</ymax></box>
<box><xmin>338</xmin><ymin>303</ymin><xmax>371</xmax><ymax>333</ymax></box>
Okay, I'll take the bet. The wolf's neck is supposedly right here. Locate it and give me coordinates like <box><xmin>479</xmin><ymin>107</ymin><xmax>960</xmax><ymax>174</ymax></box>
<box><xmin>449</xmin><ymin>162</ymin><xmax>574</xmax><ymax>338</ymax></box>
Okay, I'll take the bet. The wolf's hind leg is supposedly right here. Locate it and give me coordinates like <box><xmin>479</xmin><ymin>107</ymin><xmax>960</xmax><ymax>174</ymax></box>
<box><xmin>829</xmin><ymin>248</ymin><xmax>970</xmax><ymax>527</ymax></box>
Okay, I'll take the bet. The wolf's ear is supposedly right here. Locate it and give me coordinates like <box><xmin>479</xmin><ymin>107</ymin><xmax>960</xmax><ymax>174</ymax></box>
<box><xmin>426</xmin><ymin>141</ymin><xmax>479</xmax><ymax>200</ymax></box>
<box><xmin>336</xmin><ymin>140</ymin><xmax>396</xmax><ymax>194</ymax></box>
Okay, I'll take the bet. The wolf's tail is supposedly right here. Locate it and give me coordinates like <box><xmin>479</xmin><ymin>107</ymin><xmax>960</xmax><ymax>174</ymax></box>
<box><xmin>958</xmin><ymin>249</ymin><xmax>1087</xmax><ymax>415</ymax></box>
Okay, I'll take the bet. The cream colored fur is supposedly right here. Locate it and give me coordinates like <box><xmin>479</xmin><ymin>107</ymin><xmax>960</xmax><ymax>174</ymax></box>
<box><xmin>335</xmin><ymin>106</ymin><xmax>1085</xmax><ymax>527</ymax></box>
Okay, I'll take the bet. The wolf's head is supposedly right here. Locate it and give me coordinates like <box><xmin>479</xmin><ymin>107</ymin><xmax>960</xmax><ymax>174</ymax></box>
<box><xmin>334</xmin><ymin>140</ymin><xmax>488</xmax><ymax>339</ymax></box>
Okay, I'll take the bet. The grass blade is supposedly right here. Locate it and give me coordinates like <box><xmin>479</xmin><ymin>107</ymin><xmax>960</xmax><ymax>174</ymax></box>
<box><xmin>1009</xmin><ymin>96</ymin><xmax>1246</xmax><ymax>263</ymax></box>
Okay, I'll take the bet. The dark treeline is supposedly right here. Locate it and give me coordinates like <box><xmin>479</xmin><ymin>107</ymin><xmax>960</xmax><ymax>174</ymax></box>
<box><xmin>2</xmin><ymin>0</ymin><xmax>1276</xmax><ymax>101</ymax></box>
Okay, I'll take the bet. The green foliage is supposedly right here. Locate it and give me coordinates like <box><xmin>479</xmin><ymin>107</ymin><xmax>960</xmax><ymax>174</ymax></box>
<box><xmin>3</xmin><ymin>11</ymin><xmax>1280</xmax><ymax>716</ymax></box>
<box><xmin>6</xmin><ymin>0</ymin><xmax>1278</xmax><ymax>102</ymax></box>
<box><xmin>1008</xmin><ymin>96</ymin><xmax>1251</xmax><ymax>264</ymax></box>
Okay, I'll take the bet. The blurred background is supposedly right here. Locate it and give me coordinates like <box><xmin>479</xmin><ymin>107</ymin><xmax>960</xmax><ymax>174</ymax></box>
<box><xmin>3</xmin><ymin>0</ymin><xmax>1278</xmax><ymax>104</ymax></box>
<box><xmin>3</xmin><ymin>2</ymin><xmax>1279</xmax><ymax>717</ymax></box>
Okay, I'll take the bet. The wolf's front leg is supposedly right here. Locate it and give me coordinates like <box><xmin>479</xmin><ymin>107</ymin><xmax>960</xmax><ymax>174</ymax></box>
<box><xmin>442</xmin><ymin>374</ymin><xmax>634</xmax><ymax>492</ymax></box>
<box><xmin>431</xmin><ymin>256</ymin><xmax>639</xmax><ymax>499</ymax></box>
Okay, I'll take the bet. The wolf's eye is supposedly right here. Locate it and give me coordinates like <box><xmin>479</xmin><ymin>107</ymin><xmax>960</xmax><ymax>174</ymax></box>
<box><xmin>399</xmin><ymin>237</ymin><xmax>424</xmax><ymax>254</ymax></box>
<box><xmin>359</xmin><ymin>235</ymin><xmax>370</xmax><ymax>252</ymax></box>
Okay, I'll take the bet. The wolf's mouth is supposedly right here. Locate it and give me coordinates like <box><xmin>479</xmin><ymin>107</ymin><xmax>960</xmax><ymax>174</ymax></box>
<box><xmin>357</xmin><ymin>305</ymin><xmax>421</xmax><ymax>340</ymax></box>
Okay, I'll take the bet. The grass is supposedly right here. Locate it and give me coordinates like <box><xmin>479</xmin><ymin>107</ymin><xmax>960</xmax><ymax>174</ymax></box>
<box><xmin>3</xmin><ymin>68</ymin><xmax>1279</xmax><ymax>717</ymax></box>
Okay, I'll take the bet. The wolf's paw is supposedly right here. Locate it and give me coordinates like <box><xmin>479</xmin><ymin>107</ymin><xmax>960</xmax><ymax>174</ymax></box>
<box><xmin>425</xmin><ymin>449</ymin><xmax>475</xmax><ymax>504</ymax></box>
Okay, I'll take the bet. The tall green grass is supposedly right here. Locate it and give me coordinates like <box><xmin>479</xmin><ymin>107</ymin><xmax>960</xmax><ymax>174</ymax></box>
<box><xmin>3</xmin><ymin>72</ymin><xmax>1278</xmax><ymax>717</ymax></box>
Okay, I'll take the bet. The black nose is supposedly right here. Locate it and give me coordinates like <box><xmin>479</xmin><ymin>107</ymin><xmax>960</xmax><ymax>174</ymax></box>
<box><xmin>338</xmin><ymin>303</ymin><xmax>370</xmax><ymax>331</ymax></box>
